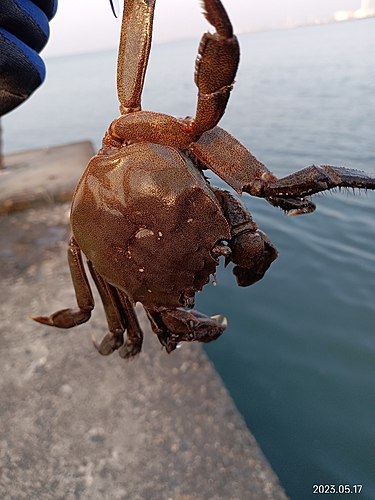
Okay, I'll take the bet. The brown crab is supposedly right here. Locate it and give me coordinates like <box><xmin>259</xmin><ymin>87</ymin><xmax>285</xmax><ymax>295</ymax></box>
<box><xmin>34</xmin><ymin>0</ymin><xmax>375</xmax><ymax>357</ymax></box>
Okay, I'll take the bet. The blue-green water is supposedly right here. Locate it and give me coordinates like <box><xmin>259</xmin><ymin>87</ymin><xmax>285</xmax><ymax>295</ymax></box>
<box><xmin>4</xmin><ymin>18</ymin><xmax>375</xmax><ymax>500</ymax></box>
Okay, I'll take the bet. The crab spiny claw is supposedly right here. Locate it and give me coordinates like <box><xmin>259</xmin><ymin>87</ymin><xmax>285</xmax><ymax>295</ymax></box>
<box><xmin>253</xmin><ymin>165</ymin><xmax>375</xmax><ymax>215</ymax></box>
<box><xmin>192</xmin><ymin>127</ymin><xmax>375</xmax><ymax>216</ymax></box>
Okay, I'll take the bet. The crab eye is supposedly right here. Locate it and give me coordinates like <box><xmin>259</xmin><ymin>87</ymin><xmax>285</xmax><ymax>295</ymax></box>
<box><xmin>109</xmin><ymin>0</ymin><xmax>120</xmax><ymax>18</ymax></box>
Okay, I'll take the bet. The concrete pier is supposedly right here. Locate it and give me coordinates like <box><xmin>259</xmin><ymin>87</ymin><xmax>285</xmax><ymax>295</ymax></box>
<box><xmin>0</xmin><ymin>142</ymin><xmax>288</xmax><ymax>500</ymax></box>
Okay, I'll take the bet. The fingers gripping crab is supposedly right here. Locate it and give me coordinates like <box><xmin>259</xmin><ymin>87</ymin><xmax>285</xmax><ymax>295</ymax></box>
<box><xmin>34</xmin><ymin>0</ymin><xmax>375</xmax><ymax>357</ymax></box>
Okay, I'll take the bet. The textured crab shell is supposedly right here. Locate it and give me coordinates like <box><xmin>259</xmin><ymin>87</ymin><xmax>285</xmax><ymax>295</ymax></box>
<box><xmin>70</xmin><ymin>142</ymin><xmax>231</xmax><ymax>309</ymax></box>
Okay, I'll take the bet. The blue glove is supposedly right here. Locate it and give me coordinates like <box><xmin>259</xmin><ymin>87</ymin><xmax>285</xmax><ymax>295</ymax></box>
<box><xmin>0</xmin><ymin>0</ymin><xmax>58</xmax><ymax>116</ymax></box>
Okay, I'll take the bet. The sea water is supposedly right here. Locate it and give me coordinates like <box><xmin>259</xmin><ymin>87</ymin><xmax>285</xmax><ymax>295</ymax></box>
<box><xmin>3</xmin><ymin>17</ymin><xmax>375</xmax><ymax>500</ymax></box>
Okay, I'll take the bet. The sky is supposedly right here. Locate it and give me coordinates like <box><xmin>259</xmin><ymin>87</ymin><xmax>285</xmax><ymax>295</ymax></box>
<box><xmin>43</xmin><ymin>0</ymin><xmax>369</xmax><ymax>58</ymax></box>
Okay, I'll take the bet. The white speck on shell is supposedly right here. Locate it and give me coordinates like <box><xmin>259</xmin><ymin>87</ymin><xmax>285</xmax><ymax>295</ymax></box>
<box><xmin>136</xmin><ymin>228</ymin><xmax>154</xmax><ymax>239</ymax></box>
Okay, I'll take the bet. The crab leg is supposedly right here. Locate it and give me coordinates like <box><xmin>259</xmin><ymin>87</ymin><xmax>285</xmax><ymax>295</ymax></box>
<box><xmin>191</xmin><ymin>126</ymin><xmax>275</xmax><ymax>193</ymax></box>
<box><xmin>88</xmin><ymin>262</ymin><xmax>144</xmax><ymax>357</ymax></box>
<box><xmin>33</xmin><ymin>237</ymin><xmax>94</xmax><ymax>328</ymax></box>
<box><xmin>104</xmin><ymin>0</ymin><xmax>239</xmax><ymax>148</ymax></box>
<box><xmin>190</xmin><ymin>0</ymin><xmax>240</xmax><ymax>138</ymax></box>
<box><xmin>87</xmin><ymin>261</ymin><xmax>126</xmax><ymax>355</ymax></box>
<box><xmin>117</xmin><ymin>0</ymin><xmax>156</xmax><ymax>114</ymax></box>
<box><xmin>191</xmin><ymin>126</ymin><xmax>375</xmax><ymax>215</ymax></box>
<box><xmin>117</xmin><ymin>292</ymin><xmax>144</xmax><ymax>358</ymax></box>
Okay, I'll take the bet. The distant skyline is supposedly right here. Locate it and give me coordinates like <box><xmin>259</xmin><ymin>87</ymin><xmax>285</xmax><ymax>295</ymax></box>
<box><xmin>43</xmin><ymin>0</ymin><xmax>373</xmax><ymax>58</ymax></box>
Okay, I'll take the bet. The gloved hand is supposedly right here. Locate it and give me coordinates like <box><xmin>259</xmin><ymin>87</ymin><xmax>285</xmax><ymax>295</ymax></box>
<box><xmin>0</xmin><ymin>0</ymin><xmax>58</xmax><ymax>116</ymax></box>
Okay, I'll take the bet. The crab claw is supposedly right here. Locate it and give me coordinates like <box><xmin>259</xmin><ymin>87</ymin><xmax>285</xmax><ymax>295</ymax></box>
<box><xmin>230</xmin><ymin>230</ymin><xmax>278</xmax><ymax>287</ymax></box>
<box><xmin>160</xmin><ymin>308</ymin><xmax>227</xmax><ymax>345</ymax></box>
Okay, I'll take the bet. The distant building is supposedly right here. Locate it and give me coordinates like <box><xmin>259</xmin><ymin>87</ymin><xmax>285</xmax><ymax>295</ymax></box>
<box><xmin>334</xmin><ymin>10</ymin><xmax>353</xmax><ymax>21</ymax></box>
<box><xmin>334</xmin><ymin>0</ymin><xmax>375</xmax><ymax>21</ymax></box>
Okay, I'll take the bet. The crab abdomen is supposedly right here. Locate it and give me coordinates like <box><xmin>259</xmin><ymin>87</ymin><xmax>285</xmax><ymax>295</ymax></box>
<box><xmin>71</xmin><ymin>143</ymin><xmax>230</xmax><ymax>308</ymax></box>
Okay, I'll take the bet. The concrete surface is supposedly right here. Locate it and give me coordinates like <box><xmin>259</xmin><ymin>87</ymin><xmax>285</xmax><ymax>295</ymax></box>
<box><xmin>0</xmin><ymin>143</ymin><xmax>289</xmax><ymax>500</ymax></box>
<box><xmin>0</xmin><ymin>141</ymin><xmax>95</xmax><ymax>214</ymax></box>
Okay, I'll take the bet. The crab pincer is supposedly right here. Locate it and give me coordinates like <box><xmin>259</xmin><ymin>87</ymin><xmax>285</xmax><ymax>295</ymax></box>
<box><xmin>147</xmin><ymin>309</ymin><xmax>228</xmax><ymax>354</ymax></box>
